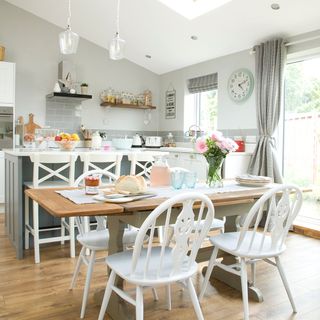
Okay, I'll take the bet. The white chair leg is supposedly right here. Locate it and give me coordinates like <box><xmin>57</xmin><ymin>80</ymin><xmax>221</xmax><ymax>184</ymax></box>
<box><xmin>187</xmin><ymin>277</ymin><xmax>204</xmax><ymax>320</ymax></box>
<box><xmin>250</xmin><ymin>261</ymin><xmax>256</xmax><ymax>286</ymax></box>
<box><xmin>80</xmin><ymin>250</ymin><xmax>96</xmax><ymax>319</ymax></box>
<box><xmin>240</xmin><ymin>258</ymin><xmax>249</xmax><ymax>320</ymax></box>
<box><xmin>69</xmin><ymin>217</ymin><xmax>76</xmax><ymax>258</ymax></box>
<box><xmin>83</xmin><ymin>217</ymin><xmax>90</xmax><ymax>256</ymax></box>
<box><xmin>98</xmin><ymin>270</ymin><xmax>116</xmax><ymax>320</ymax></box>
<box><xmin>158</xmin><ymin>226</ymin><xmax>164</xmax><ymax>243</ymax></box>
<box><xmin>151</xmin><ymin>287</ymin><xmax>159</xmax><ymax>301</ymax></box>
<box><xmin>136</xmin><ymin>285</ymin><xmax>144</xmax><ymax>320</ymax></box>
<box><xmin>33</xmin><ymin>201</ymin><xmax>40</xmax><ymax>264</ymax></box>
<box><xmin>275</xmin><ymin>256</ymin><xmax>297</xmax><ymax>313</ymax></box>
<box><xmin>166</xmin><ymin>284</ymin><xmax>172</xmax><ymax>311</ymax></box>
<box><xmin>24</xmin><ymin>193</ymin><xmax>30</xmax><ymax>250</ymax></box>
<box><xmin>199</xmin><ymin>246</ymin><xmax>218</xmax><ymax>300</ymax></box>
<box><xmin>70</xmin><ymin>246</ymin><xmax>85</xmax><ymax>289</ymax></box>
<box><xmin>61</xmin><ymin>218</ymin><xmax>66</xmax><ymax>245</ymax></box>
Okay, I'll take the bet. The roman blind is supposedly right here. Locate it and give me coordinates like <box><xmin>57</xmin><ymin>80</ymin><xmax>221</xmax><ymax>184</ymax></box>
<box><xmin>187</xmin><ymin>73</ymin><xmax>218</xmax><ymax>94</ymax></box>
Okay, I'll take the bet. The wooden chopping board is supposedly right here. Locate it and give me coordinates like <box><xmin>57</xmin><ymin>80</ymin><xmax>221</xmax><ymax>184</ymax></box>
<box><xmin>24</xmin><ymin>113</ymin><xmax>41</xmax><ymax>134</ymax></box>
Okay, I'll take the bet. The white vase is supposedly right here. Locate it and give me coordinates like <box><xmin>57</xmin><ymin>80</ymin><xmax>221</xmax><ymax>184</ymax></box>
<box><xmin>53</xmin><ymin>82</ymin><xmax>61</xmax><ymax>93</ymax></box>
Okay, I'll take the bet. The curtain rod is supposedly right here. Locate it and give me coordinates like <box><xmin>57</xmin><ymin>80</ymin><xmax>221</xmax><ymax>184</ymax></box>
<box><xmin>249</xmin><ymin>34</ymin><xmax>320</xmax><ymax>54</ymax></box>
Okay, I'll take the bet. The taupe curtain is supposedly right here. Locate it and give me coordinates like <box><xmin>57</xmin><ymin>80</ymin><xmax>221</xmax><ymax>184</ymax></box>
<box><xmin>248</xmin><ymin>39</ymin><xmax>287</xmax><ymax>183</ymax></box>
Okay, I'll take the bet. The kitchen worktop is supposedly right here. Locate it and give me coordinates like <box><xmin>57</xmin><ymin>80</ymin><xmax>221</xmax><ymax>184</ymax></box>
<box><xmin>160</xmin><ymin>146</ymin><xmax>253</xmax><ymax>155</ymax></box>
<box><xmin>3</xmin><ymin>148</ymin><xmax>169</xmax><ymax>157</ymax></box>
<box><xmin>4</xmin><ymin>147</ymin><xmax>253</xmax><ymax>157</ymax></box>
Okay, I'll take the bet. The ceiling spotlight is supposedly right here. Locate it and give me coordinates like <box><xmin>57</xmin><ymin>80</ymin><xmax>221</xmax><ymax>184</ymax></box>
<box><xmin>145</xmin><ymin>55</ymin><xmax>152</xmax><ymax>59</ymax></box>
<box><xmin>271</xmin><ymin>3</ymin><xmax>280</xmax><ymax>10</ymax></box>
<box><xmin>190</xmin><ymin>35</ymin><xmax>198</xmax><ymax>40</ymax></box>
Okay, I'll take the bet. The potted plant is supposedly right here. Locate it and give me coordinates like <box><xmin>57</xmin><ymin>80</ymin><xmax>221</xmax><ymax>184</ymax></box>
<box><xmin>80</xmin><ymin>83</ymin><xmax>88</xmax><ymax>94</ymax></box>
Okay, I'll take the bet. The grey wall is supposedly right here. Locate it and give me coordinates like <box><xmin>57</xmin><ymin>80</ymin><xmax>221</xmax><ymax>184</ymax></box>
<box><xmin>2</xmin><ymin>1</ymin><xmax>319</xmax><ymax>140</ymax></box>
<box><xmin>159</xmin><ymin>49</ymin><xmax>256</xmax><ymax>137</ymax></box>
<box><xmin>0</xmin><ymin>1</ymin><xmax>160</xmax><ymax>133</ymax></box>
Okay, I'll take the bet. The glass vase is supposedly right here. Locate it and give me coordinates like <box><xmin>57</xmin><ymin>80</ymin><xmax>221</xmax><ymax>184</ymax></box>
<box><xmin>206</xmin><ymin>156</ymin><xmax>224</xmax><ymax>188</ymax></box>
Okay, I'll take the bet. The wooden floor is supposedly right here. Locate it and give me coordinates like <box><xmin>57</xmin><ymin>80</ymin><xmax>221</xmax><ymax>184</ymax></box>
<box><xmin>0</xmin><ymin>214</ymin><xmax>320</xmax><ymax>320</ymax></box>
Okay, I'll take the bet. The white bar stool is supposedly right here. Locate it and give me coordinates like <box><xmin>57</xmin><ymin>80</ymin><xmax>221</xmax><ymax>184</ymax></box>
<box><xmin>24</xmin><ymin>153</ymin><xmax>77</xmax><ymax>263</ymax></box>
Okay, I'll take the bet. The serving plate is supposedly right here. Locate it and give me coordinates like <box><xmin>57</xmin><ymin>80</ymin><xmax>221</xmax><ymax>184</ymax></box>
<box><xmin>236</xmin><ymin>181</ymin><xmax>271</xmax><ymax>187</ymax></box>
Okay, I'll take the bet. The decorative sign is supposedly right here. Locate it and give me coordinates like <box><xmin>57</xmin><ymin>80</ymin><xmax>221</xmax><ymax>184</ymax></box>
<box><xmin>165</xmin><ymin>89</ymin><xmax>176</xmax><ymax>119</ymax></box>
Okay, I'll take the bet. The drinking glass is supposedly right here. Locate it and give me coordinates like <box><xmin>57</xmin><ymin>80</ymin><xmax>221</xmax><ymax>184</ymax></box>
<box><xmin>184</xmin><ymin>172</ymin><xmax>197</xmax><ymax>188</ymax></box>
<box><xmin>171</xmin><ymin>170</ymin><xmax>185</xmax><ymax>189</ymax></box>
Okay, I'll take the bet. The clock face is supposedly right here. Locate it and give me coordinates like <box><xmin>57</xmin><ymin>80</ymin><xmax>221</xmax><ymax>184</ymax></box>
<box><xmin>228</xmin><ymin>69</ymin><xmax>254</xmax><ymax>103</ymax></box>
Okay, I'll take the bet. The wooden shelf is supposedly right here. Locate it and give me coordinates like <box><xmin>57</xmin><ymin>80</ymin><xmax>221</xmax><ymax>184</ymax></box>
<box><xmin>100</xmin><ymin>102</ymin><xmax>156</xmax><ymax>109</ymax></box>
<box><xmin>46</xmin><ymin>92</ymin><xmax>93</xmax><ymax>102</ymax></box>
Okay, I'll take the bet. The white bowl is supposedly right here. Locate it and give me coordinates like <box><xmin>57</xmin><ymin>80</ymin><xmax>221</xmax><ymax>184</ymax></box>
<box><xmin>112</xmin><ymin>138</ymin><xmax>133</xmax><ymax>150</ymax></box>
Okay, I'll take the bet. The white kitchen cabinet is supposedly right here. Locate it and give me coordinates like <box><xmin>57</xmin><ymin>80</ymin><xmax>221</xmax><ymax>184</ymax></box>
<box><xmin>167</xmin><ymin>150</ymin><xmax>252</xmax><ymax>181</ymax></box>
<box><xmin>223</xmin><ymin>153</ymin><xmax>252</xmax><ymax>179</ymax></box>
<box><xmin>0</xmin><ymin>62</ymin><xmax>15</xmax><ymax>106</ymax></box>
<box><xmin>167</xmin><ymin>152</ymin><xmax>207</xmax><ymax>181</ymax></box>
<box><xmin>0</xmin><ymin>151</ymin><xmax>4</xmax><ymax>203</ymax></box>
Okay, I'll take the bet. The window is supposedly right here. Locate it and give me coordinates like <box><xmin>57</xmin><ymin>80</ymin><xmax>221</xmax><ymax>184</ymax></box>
<box><xmin>191</xmin><ymin>90</ymin><xmax>218</xmax><ymax>132</ymax></box>
<box><xmin>185</xmin><ymin>73</ymin><xmax>218</xmax><ymax>133</ymax></box>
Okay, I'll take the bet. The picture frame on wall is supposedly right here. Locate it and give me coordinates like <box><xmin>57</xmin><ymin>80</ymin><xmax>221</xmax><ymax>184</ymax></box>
<box><xmin>165</xmin><ymin>88</ymin><xmax>176</xmax><ymax>119</ymax></box>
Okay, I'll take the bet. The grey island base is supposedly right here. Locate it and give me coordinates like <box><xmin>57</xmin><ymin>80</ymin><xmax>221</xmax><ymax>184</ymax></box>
<box><xmin>4</xmin><ymin>148</ymin><xmax>168</xmax><ymax>260</ymax></box>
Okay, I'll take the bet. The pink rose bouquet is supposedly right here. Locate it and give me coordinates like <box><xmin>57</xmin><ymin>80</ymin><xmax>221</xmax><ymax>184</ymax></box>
<box><xmin>196</xmin><ymin>131</ymin><xmax>238</xmax><ymax>186</ymax></box>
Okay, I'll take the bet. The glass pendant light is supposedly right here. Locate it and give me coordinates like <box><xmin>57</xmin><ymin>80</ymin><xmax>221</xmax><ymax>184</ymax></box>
<box><xmin>59</xmin><ymin>0</ymin><xmax>79</xmax><ymax>55</ymax></box>
<box><xmin>109</xmin><ymin>0</ymin><xmax>125</xmax><ymax>60</ymax></box>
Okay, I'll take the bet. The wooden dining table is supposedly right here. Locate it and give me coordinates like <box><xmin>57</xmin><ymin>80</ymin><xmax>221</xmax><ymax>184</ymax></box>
<box><xmin>25</xmin><ymin>183</ymin><xmax>275</xmax><ymax>320</ymax></box>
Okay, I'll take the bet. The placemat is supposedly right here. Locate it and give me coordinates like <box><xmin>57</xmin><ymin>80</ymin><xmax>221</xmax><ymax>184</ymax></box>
<box><xmin>56</xmin><ymin>189</ymin><xmax>99</xmax><ymax>204</ymax></box>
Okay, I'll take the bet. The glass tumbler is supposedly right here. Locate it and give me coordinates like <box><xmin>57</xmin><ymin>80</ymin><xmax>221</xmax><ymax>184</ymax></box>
<box><xmin>171</xmin><ymin>170</ymin><xmax>185</xmax><ymax>189</ymax></box>
<box><xmin>184</xmin><ymin>172</ymin><xmax>197</xmax><ymax>188</ymax></box>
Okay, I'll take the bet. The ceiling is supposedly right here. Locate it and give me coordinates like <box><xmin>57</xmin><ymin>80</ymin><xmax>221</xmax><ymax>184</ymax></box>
<box><xmin>5</xmin><ymin>0</ymin><xmax>320</xmax><ymax>74</ymax></box>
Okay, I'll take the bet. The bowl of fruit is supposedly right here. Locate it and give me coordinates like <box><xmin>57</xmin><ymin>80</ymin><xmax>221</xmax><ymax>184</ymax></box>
<box><xmin>54</xmin><ymin>133</ymin><xmax>80</xmax><ymax>151</ymax></box>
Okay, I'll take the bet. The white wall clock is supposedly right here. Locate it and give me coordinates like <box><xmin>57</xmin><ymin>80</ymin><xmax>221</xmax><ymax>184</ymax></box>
<box><xmin>228</xmin><ymin>68</ymin><xmax>254</xmax><ymax>103</ymax></box>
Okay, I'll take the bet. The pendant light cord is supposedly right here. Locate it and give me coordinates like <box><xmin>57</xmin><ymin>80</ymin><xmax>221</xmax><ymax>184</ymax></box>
<box><xmin>67</xmin><ymin>0</ymin><xmax>72</xmax><ymax>28</ymax></box>
<box><xmin>116</xmin><ymin>0</ymin><xmax>120</xmax><ymax>36</ymax></box>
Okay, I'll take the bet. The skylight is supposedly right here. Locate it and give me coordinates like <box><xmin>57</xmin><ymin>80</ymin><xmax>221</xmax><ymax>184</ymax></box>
<box><xmin>158</xmin><ymin>0</ymin><xmax>232</xmax><ymax>20</ymax></box>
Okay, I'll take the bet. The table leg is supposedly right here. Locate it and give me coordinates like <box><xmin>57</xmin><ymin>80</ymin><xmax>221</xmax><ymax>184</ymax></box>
<box><xmin>202</xmin><ymin>215</ymin><xmax>263</xmax><ymax>302</ymax></box>
<box><xmin>94</xmin><ymin>216</ymin><xmax>133</xmax><ymax>320</ymax></box>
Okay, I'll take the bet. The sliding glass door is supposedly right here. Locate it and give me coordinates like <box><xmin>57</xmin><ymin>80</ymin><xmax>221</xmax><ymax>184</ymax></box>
<box><xmin>284</xmin><ymin>57</ymin><xmax>320</xmax><ymax>227</ymax></box>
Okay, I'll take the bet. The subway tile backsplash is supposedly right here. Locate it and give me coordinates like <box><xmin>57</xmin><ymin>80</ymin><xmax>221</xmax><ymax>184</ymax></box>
<box><xmin>45</xmin><ymin>100</ymin><xmax>82</xmax><ymax>134</ymax></box>
<box><xmin>45</xmin><ymin>101</ymin><xmax>258</xmax><ymax>141</ymax></box>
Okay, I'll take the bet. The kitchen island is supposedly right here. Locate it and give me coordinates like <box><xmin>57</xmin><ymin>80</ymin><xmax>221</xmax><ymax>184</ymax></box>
<box><xmin>4</xmin><ymin>148</ymin><xmax>168</xmax><ymax>259</ymax></box>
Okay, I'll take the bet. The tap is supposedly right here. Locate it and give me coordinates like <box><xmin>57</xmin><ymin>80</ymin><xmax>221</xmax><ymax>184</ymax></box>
<box><xmin>185</xmin><ymin>125</ymin><xmax>204</xmax><ymax>142</ymax></box>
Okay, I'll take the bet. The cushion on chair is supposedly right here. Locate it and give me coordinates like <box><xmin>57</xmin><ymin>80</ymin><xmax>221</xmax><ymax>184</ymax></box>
<box><xmin>210</xmin><ymin>231</ymin><xmax>286</xmax><ymax>259</ymax></box>
<box><xmin>106</xmin><ymin>246</ymin><xmax>198</xmax><ymax>286</ymax></box>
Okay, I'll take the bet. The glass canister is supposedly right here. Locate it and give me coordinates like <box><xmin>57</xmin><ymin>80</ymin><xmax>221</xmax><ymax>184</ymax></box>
<box><xmin>143</xmin><ymin>90</ymin><xmax>152</xmax><ymax>106</ymax></box>
<box><xmin>150</xmin><ymin>155</ymin><xmax>171</xmax><ymax>187</ymax></box>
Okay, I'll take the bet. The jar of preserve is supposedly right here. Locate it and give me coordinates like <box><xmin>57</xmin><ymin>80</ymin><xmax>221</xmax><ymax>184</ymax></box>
<box><xmin>85</xmin><ymin>175</ymin><xmax>100</xmax><ymax>195</ymax></box>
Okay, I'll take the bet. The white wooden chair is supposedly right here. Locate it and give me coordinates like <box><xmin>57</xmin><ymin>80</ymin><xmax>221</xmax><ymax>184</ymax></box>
<box><xmin>79</xmin><ymin>152</ymin><xmax>123</xmax><ymax>239</ymax></box>
<box><xmin>98</xmin><ymin>192</ymin><xmax>215</xmax><ymax>320</ymax></box>
<box><xmin>80</xmin><ymin>152</ymin><xmax>123</xmax><ymax>177</ymax></box>
<box><xmin>199</xmin><ymin>184</ymin><xmax>303</xmax><ymax>320</ymax></box>
<box><xmin>170</xmin><ymin>167</ymin><xmax>225</xmax><ymax>233</ymax></box>
<box><xmin>70</xmin><ymin>169</ymin><xmax>156</xmax><ymax>319</ymax></box>
<box><xmin>24</xmin><ymin>153</ymin><xmax>78</xmax><ymax>263</ymax></box>
<box><xmin>128</xmin><ymin>152</ymin><xmax>155</xmax><ymax>179</ymax></box>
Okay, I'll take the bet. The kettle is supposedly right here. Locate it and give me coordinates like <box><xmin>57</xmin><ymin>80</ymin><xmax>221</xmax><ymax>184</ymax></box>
<box><xmin>132</xmin><ymin>133</ymin><xmax>145</xmax><ymax>147</ymax></box>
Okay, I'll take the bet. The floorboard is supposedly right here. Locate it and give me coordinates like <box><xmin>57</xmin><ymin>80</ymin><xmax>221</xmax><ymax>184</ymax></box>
<box><xmin>0</xmin><ymin>214</ymin><xmax>319</xmax><ymax>320</ymax></box>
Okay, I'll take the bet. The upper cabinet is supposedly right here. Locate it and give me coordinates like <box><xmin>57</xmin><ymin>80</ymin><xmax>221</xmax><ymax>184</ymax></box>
<box><xmin>0</xmin><ymin>62</ymin><xmax>15</xmax><ymax>106</ymax></box>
